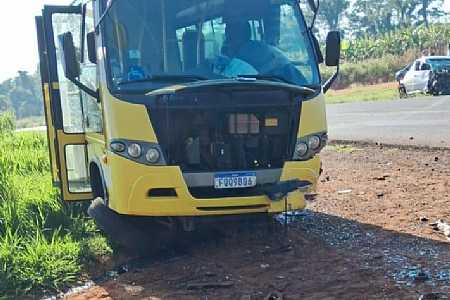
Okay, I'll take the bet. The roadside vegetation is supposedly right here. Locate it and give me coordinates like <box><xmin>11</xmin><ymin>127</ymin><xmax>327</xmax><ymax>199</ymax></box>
<box><xmin>342</xmin><ymin>24</ymin><xmax>450</xmax><ymax>62</ymax></box>
<box><xmin>0</xmin><ymin>113</ymin><xmax>111</xmax><ymax>298</ymax></box>
<box><xmin>325</xmin><ymin>82</ymin><xmax>399</xmax><ymax>104</ymax></box>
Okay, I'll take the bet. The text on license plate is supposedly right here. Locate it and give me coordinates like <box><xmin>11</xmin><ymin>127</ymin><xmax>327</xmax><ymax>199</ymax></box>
<box><xmin>214</xmin><ymin>172</ymin><xmax>257</xmax><ymax>189</ymax></box>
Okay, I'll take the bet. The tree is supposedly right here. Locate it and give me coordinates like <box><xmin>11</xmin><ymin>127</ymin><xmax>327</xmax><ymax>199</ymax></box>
<box><xmin>418</xmin><ymin>0</ymin><xmax>445</xmax><ymax>26</ymax></box>
<box><xmin>0</xmin><ymin>71</ymin><xmax>43</xmax><ymax>119</ymax></box>
<box><xmin>318</xmin><ymin>0</ymin><xmax>350</xmax><ymax>30</ymax></box>
<box><xmin>0</xmin><ymin>95</ymin><xmax>9</xmax><ymax>112</ymax></box>
<box><xmin>390</xmin><ymin>0</ymin><xmax>420</xmax><ymax>27</ymax></box>
<box><xmin>347</xmin><ymin>0</ymin><xmax>395</xmax><ymax>36</ymax></box>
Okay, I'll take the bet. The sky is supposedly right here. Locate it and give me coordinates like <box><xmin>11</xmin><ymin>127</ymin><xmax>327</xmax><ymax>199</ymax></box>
<box><xmin>0</xmin><ymin>0</ymin><xmax>67</xmax><ymax>81</ymax></box>
<box><xmin>1</xmin><ymin>0</ymin><xmax>450</xmax><ymax>81</ymax></box>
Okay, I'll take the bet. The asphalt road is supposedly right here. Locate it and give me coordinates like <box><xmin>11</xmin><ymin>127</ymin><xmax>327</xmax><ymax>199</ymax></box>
<box><xmin>327</xmin><ymin>95</ymin><xmax>450</xmax><ymax>148</ymax></box>
<box><xmin>19</xmin><ymin>96</ymin><xmax>450</xmax><ymax>148</ymax></box>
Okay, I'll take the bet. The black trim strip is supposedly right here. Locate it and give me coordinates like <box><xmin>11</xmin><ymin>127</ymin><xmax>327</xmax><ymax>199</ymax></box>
<box><xmin>197</xmin><ymin>205</ymin><xmax>268</xmax><ymax>211</ymax></box>
<box><xmin>36</xmin><ymin>15</ymin><xmax>59</xmax><ymax>186</ymax></box>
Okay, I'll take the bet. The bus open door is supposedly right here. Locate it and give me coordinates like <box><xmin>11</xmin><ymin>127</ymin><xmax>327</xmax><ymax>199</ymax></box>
<box><xmin>36</xmin><ymin>5</ymin><xmax>93</xmax><ymax>201</ymax></box>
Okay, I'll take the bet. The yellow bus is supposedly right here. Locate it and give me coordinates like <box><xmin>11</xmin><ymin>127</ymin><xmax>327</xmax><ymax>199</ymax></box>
<box><xmin>36</xmin><ymin>0</ymin><xmax>340</xmax><ymax>242</ymax></box>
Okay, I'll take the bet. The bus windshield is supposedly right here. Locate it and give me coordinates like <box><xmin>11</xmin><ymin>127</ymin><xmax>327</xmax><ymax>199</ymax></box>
<box><xmin>102</xmin><ymin>0</ymin><xmax>320</xmax><ymax>92</ymax></box>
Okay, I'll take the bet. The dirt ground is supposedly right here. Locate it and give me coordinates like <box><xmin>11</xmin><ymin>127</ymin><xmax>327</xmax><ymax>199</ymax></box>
<box><xmin>63</xmin><ymin>143</ymin><xmax>450</xmax><ymax>300</ymax></box>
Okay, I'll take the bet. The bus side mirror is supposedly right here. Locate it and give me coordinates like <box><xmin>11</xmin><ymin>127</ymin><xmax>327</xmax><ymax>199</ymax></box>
<box><xmin>59</xmin><ymin>32</ymin><xmax>80</xmax><ymax>80</ymax></box>
<box><xmin>325</xmin><ymin>31</ymin><xmax>341</xmax><ymax>67</ymax></box>
<box><xmin>58</xmin><ymin>31</ymin><xmax>99</xmax><ymax>99</ymax></box>
<box><xmin>87</xmin><ymin>31</ymin><xmax>97</xmax><ymax>64</ymax></box>
<box><xmin>323</xmin><ymin>31</ymin><xmax>341</xmax><ymax>93</ymax></box>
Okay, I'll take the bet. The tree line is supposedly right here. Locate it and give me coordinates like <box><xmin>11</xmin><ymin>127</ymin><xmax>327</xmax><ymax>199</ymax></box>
<box><xmin>317</xmin><ymin>0</ymin><xmax>446</xmax><ymax>36</ymax></box>
<box><xmin>0</xmin><ymin>71</ymin><xmax>43</xmax><ymax>120</ymax></box>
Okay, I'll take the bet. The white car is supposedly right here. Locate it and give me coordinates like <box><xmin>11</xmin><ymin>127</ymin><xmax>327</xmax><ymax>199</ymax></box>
<box><xmin>399</xmin><ymin>56</ymin><xmax>450</xmax><ymax>97</ymax></box>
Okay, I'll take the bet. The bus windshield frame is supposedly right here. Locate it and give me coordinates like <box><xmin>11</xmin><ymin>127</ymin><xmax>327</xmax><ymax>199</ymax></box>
<box><xmin>100</xmin><ymin>0</ymin><xmax>321</xmax><ymax>94</ymax></box>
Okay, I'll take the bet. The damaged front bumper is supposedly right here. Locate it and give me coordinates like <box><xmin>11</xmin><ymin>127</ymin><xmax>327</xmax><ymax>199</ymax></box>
<box><xmin>105</xmin><ymin>152</ymin><xmax>321</xmax><ymax>217</ymax></box>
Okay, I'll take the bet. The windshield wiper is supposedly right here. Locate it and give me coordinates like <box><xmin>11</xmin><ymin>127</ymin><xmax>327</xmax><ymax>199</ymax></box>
<box><xmin>236</xmin><ymin>75</ymin><xmax>320</xmax><ymax>93</ymax></box>
<box><xmin>118</xmin><ymin>74</ymin><xmax>209</xmax><ymax>86</ymax></box>
<box><xmin>236</xmin><ymin>74</ymin><xmax>290</xmax><ymax>83</ymax></box>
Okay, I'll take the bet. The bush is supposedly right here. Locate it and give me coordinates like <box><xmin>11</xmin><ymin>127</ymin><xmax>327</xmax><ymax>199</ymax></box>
<box><xmin>322</xmin><ymin>51</ymin><xmax>417</xmax><ymax>89</ymax></box>
<box><xmin>0</xmin><ymin>112</ymin><xmax>15</xmax><ymax>135</ymax></box>
<box><xmin>343</xmin><ymin>24</ymin><xmax>450</xmax><ymax>62</ymax></box>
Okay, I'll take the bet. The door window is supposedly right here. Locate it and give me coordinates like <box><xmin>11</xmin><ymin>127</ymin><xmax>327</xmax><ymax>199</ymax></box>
<box><xmin>65</xmin><ymin>145</ymin><xmax>90</xmax><ymax>193</ymax></box>
<box><xmin>414</xmin><ymin>61</ymin><xmax>421</xmax><ymax>71</ymax></box>
<box><xmin>52</xmin><ymin>13</ymin><xmax>85</xmax><ymax>134</ymax></box>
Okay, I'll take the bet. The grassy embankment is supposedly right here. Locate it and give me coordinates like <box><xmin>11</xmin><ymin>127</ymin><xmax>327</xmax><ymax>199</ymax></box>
<box><xmin>0</xmin><ymin>112</ymin><xmax>111</xmax><ymax>298</ymax></box>
<box><xmin>326</xmin><ymin>82</ymin><xmax>399</xmax><ymax>104</ymax></box>
<box><xmin>321</xmin><ymin>53</ymin><xmax>412</xmax><ymax>104</ymax></box>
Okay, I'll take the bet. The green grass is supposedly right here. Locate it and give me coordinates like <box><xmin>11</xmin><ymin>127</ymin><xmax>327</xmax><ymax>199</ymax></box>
<box><xmin>0</xmin><ymin>113</ymin><xmax>111</xmax><ymax>298</ymax></box>
<box><xmin>325</xmin><ymin>82</ymin><xmax>399</xmax><ymax>104</ymax></box>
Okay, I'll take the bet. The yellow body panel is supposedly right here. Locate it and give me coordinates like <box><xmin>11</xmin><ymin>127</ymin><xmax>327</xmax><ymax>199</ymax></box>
<box><xmin>42</xmin><ymin>83</ymin><xmax>59</xmax><ymax>183</ymax></box>
<box><xmin>298</xmin><ymin>93</ymin><xmax>327</xmax><ymax>137</ymax></box>
<box><xmin>56</xmin><ymin>130</ymin><xmax>93</xmax><ymax>201</ymax></box>
<box><xmin>101</xmin><ymin>88</ymin><xmax>158</xmax><ymax>142</ymax></box>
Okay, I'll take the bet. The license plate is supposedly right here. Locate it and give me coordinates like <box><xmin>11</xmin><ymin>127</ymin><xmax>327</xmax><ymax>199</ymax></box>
<box><xmin>214</xmin><ymin>172</ymin><xmax>257</xmax><ymax>189</ymax></box>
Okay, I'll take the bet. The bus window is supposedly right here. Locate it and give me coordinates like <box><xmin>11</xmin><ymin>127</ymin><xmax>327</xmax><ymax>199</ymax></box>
<box><xmin>81</xmin><ymin>2</ymin><xmax>103</xmax><ymax>133</ymax></box>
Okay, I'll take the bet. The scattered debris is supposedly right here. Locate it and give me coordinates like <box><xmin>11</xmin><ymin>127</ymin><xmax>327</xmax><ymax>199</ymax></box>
<box><xmin>186</xmin><ymin>281</ymin><xmax>234</xmax><ymax>290</ymax></box>
<box><xmin>337</xmin><ymin>189</ymin><xmax>352</xmax><ymax>194</ymax></box>
<box><xmin>204</xmin><ymin>271</ymin><xmax>216</xmax><ymax>277</ymax></box>
<box><xmin>418</xmin><ymin>293</ymin><xmax>448</xmax><ymax>300</ymax></box>
<box><xmin>117</xmin><ymin>264</ymin><xmax>129</xmax><ymax>274</ymax></box>
<box><xmin>106</xmin><ymin>271</ymin><xmax>119</xmax><ymax>278</ymax></box>
<box><xmin>414</xmin><ymin>270</ymin><xmax>430</xmax><ymax>282</ymax></box>
<box><xmin>123</xmin><ymin>284</ymin><xmax>144</xmax><ymax>296</ymax></box>
<box><xmin>430</xmin><ymin>220</ymin><xmax>450</xmax><ymax>240</ymax></box>
<box><xmin>374</xmin><ymin>174</ymin><xmax>390</xmax><ymax>181</ymax></box>
<box><xmin>264</xmin><ymin>291</ymin><xmax>284</xmax><ymax>300</ymax></box>
<box><xmin>420</xmin><ymin>216</ymin><xmax>429</xmax><ymax>222</ymax></box>
<box><xmin>305</xmin><ymin>192</ymin><xmax>318</xmax><ymax>201</ymax></box>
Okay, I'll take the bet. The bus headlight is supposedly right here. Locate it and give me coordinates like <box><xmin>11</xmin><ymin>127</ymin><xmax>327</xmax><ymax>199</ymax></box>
<box><xmin>110</xmin><ymin>139</ymin><xmax>166</xmax><ymax>165</ymax></box>
<box><xmin>110</xmin><ymin>141</ymin><xmax>126</xmax><ymax>152</ymax></box>
<box><xmin>308</xmin><ymin>135</ymin><xmax>321</xmax><ymax>150</ymax></box>
<box><xmin>294</xmin><ymin>142</ymin><xmax>308</xmax><ymax>157</ymax></box>
<box><xmin>146</xmin><ymin>148</ymin><xmax>160</xmax><ymax>163</ymax></box>
<box><xmin>127</xmin><ymin>143</ymin><xmax>142</xmax><ymax>158</ymax></box>
<box><xmin>293</xmin><ymin>132</ymin><xmax>327</xmax><ymax>161</ymax></box>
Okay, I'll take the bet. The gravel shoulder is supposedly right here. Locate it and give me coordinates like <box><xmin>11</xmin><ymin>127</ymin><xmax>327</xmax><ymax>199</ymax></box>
<box><xmin>63</xmin><ymin>143</ymin><xmax>450</xmax><ymax>300</ymax></box>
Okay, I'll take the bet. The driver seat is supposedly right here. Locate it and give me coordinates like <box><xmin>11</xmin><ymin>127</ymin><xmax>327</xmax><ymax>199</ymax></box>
<box><xmin>182</xmin><ymin>30</ymin><xmax>205</xmax><ymax>71</ymax></box>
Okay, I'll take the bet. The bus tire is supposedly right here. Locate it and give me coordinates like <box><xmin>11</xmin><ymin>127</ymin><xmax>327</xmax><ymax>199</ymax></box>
<box><xmin>89</xmin><ymin>163</ymin><xmax>109</xmax><ymax>206</ymax></box>
<box><xmin>88</xmin><ymin>198</ymin><xmax>156</xmax><ymax>255</ymax></box>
